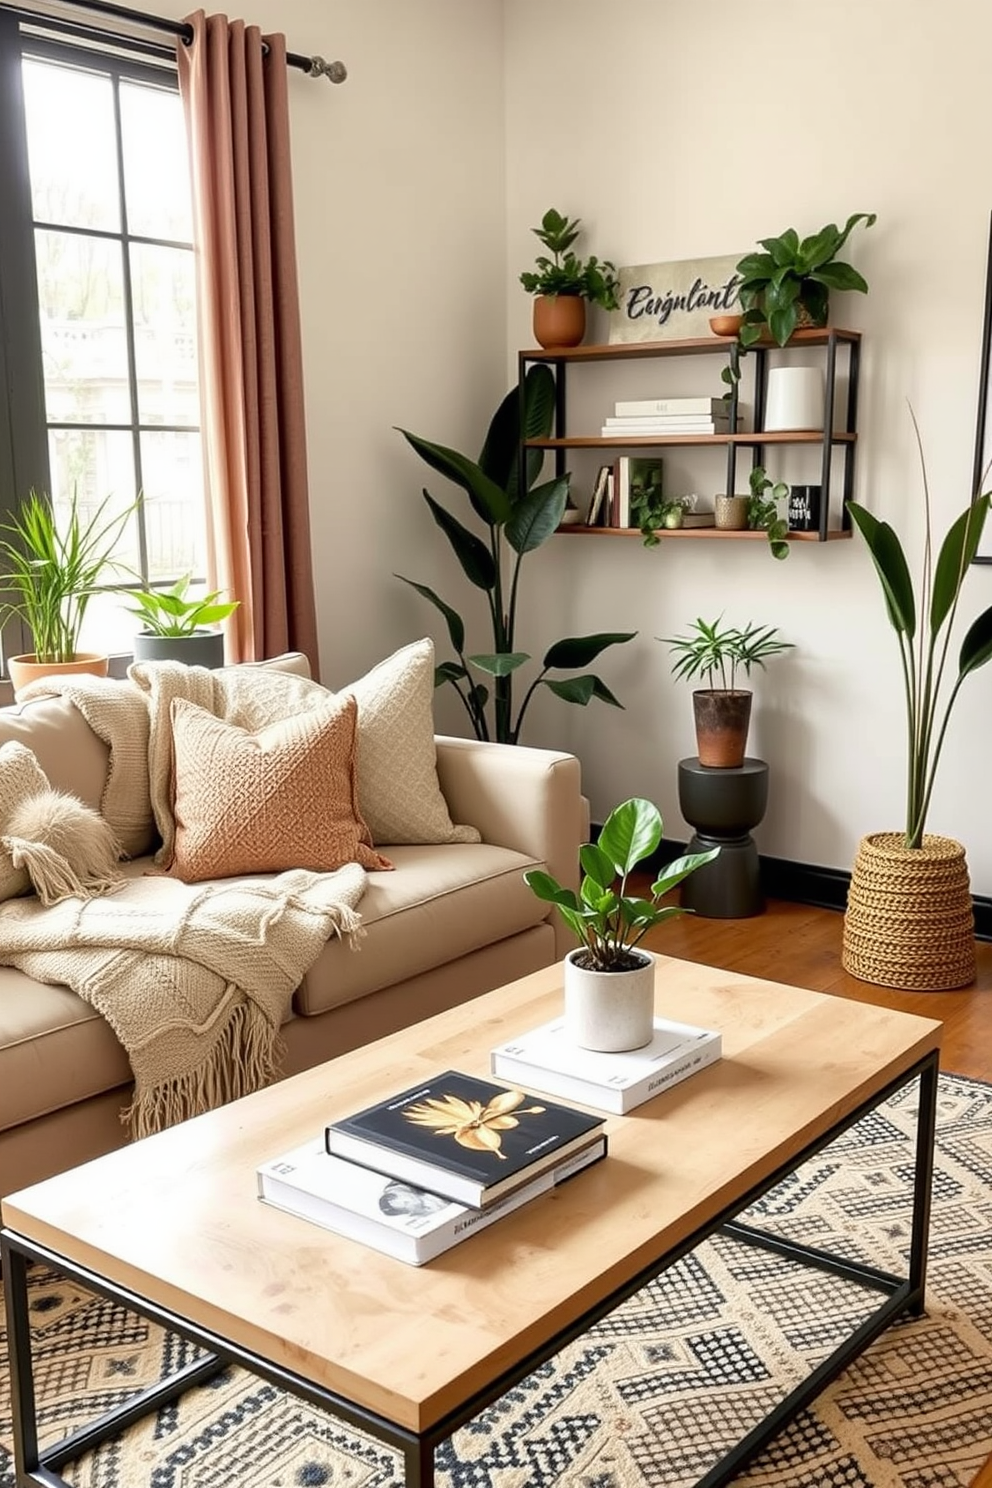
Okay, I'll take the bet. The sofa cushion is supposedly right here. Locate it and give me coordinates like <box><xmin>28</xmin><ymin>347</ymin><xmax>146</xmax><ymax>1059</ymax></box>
<box><xmin>0</xmin><ymin>694</ymin><xmax>110</xmax><ymax>818</ymax></box>
<box><xmin>293</xmin><ymin>842</ymin><xmax>547</xmax><ymax>1016</ymax></box>
<box><xmin>0</xmin><ymin>741</ymin><xmax>124</xmax><ymax>905</ymax></box>
<box><xmin>0</xmin><ymin>742</ymin><xmax>50</xmax><ymax>900</ymax></box>
<box><xmin>168</xmin><ymin>695</ymin><xmax>392</xmax><ymax>881</ymax></box>
<box><xmin>343</xmin><ymin>639</ymin><xmax>481</xmax><ymax>847</ymax></box>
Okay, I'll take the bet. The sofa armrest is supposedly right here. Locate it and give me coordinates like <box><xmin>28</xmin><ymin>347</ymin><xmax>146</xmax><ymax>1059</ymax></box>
<box><xmin>435</xmin><ymin>736</ymin><xmax>582</xmax><ymax>960</ymax></box>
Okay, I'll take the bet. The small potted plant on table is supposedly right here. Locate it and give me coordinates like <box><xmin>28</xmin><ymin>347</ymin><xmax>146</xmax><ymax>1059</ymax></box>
<box><xmin>523</xmin><ymin>797</ymin><xmax>718</xmax><ymax>1052</ymax></box>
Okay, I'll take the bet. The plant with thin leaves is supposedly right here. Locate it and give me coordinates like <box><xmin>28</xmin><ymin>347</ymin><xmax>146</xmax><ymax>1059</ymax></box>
<box><xmin>523</xmin><ymin>797</ymin><xmax>719</xmax><ymax>971</ymax></box>
<box><xmin>124</xmin><ymin>573</ymin><xmax>239</xmax><ymax>637</ymax></box>
<box><xmin>847</xmin><ymin>413</ymin><xmax>992</xmax><ymax>849</ymax></box>
<box><xmin>0</xmin><ymin>487</ymin><xmax>138</xmax><ymax>664</ymax></box>
<box><xmin>396</xmin><ymin>366</ymin><xmax>636</xmax><ymax>744</ymax></box>
<box><xmin>660</xmin><ymin>616</ymin><xmax>793</xmax><ymax>693</ymax></box>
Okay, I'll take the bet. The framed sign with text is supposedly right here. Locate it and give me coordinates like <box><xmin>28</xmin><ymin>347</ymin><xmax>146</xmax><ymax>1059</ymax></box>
<box><xmin>971</xmin><ymin>211</ymin><xmax>992</xmax><ymax>562</ymax></box>
<box><xmin>608</xmin><ymin>253</ymin><xmax>745</xmax><ymax>345</ymax></box>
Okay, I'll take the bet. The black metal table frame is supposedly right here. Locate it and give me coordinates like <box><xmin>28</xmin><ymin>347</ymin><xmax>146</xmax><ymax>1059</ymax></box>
<box><xmin>2</xmin><ymin>1049</ymin><xmax>939</xmax><ymax>1488</ymax></box>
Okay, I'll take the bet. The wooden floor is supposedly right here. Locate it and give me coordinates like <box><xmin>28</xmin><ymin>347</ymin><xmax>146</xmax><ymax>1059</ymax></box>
<box><xmin>643</xmin><ymin>895</ymin><xmax>992</xmax><ymax>1488</ymax></box>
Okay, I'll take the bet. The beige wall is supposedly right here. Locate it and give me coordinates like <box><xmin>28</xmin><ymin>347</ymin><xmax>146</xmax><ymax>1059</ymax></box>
<box><xmin>503</xmin><ymin>0</ymin><xmax>992</xmax><ymax>895</ymax></box>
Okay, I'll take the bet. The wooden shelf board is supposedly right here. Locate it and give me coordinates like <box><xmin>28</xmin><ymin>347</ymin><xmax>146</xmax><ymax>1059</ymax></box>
<box><xmin>520</xmin><ymin>327</ymin><xmax>862</xmax><ymax>363</ymax></box>
<box><xmin>528</xmin><ymin>431</ymin><xmax>856</xmax><ymax>449</ymax></box>
<box><xmin>556</xmin><ymin>525</ymin><xmax>852</xmax><ymax>543</ymax></box>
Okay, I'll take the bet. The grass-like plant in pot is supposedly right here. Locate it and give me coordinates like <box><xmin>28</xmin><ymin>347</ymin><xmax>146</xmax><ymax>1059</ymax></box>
<box><xmin>660</xmin><ymin>617</ymin><xmax>793</xmax><ymax>769</ymax></box>
<box><xmin>0</xmin><ymin>487</ymin><xmax>137</xmax><ymax>691</ymax></box>
<box><xmin>125</xmin><ymin>574</ymin><xmax>239</xmax><ymax>668</ymax></box>
<box><xmin>519</xmin><ymin>207</ymin><xmax>619</xmax><ymax>349</ymax></box>
<box><xmin>396</xmin><ymin>365</ymin><xmax>635</xmax><ymax>744</ymax></box>
<box><xmin>523</xmin><ymin>797</ymin><xmax>718</xmax><ymax>1052</ymax></box>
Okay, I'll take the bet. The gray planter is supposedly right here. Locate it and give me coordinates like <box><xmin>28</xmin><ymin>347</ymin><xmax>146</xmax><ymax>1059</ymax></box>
<box><xmin>132</xmin><ymin>631</ymin><xmax>226</xmax><ymax>669</ymax></box>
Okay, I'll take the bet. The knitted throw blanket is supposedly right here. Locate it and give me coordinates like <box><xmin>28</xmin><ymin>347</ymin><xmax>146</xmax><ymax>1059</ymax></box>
<box><xmin>0</xmin><ymin>864</ymin><xmax>366</xmax><ymax>1138</ymax></box>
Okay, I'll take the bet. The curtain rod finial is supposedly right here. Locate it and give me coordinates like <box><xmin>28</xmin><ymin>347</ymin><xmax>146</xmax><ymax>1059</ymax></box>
<box><xmin>309</xmin><ymin>55</ymin><xmax>347</xmax><ymax>83</ymax></box>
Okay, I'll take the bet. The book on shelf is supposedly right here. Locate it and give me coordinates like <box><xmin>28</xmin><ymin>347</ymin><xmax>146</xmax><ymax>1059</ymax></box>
<box><xmin>491</xmin><ymin>1015</ymin><xmax>722</xmax><ymax>1115</ymax></box>
<box><xmin>611</xmin><ymin>455</ymin><xmax>663</xmax><ymax>528</ymax></box>
<box><xmin>614</xmin><ymin>396</ymin><xmax>729</xmax><ymax>417</ymax></box>
<box><xmin>324</xmin><ymin>1069</ymin><xmax>607</xmax><ymax>1208</ymax></box>
<box><xmin>585</xmin><ymin>463</ymin><xmax>612</xmax><ymax>526</ymax></box>
<box><xmin>679</xmin><ymin>512</ymin><xmax>716</xmax><ymax>528</ymax></box>
<box><xmin>601</xmin><ymin>415</ymin><xmax>739</xmax><ymax>436</ymax></box>
<box><xmin>258</xmin><ymin>1133</ymin><xmax>607</xmax><ymax>1266</ymax></box>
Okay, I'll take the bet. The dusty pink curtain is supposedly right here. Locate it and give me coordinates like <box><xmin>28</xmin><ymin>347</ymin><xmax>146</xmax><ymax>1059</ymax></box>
<box><xmin>177</xmin><ymin>10</ymin><xmax>319</xmax><ymax>674</ymax></box>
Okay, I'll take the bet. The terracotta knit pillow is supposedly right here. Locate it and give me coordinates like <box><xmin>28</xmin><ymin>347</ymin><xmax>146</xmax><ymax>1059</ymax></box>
<box><xmin>168</xmin><ymin>695</ymin><xmax>392</xmax><ymax>883</ymax></box>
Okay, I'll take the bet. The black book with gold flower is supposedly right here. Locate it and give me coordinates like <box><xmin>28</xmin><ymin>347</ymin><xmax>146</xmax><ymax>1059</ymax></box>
<box><xmin>324</xmin><ymin>1069</ymin><xmax>606</xmax><ymax>1209</ymax></box>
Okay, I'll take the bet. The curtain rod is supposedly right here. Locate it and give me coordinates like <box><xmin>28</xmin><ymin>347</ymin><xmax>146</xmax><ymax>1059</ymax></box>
<box><xmin>2</xmin><ymin>0</ymin><xmax>347</xmax><ymax>80</ymax></box>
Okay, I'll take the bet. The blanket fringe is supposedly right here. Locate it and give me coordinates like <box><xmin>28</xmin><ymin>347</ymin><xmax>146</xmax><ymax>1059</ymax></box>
<box><xmin>122</xmin><ymin>997</ymin><xmax>285</xmax><ymax>1140</ymax></box>
<box><xmin>2</xmin><ymin>836</ymin><xmax>124</xmax><ymax>907</ymax></box>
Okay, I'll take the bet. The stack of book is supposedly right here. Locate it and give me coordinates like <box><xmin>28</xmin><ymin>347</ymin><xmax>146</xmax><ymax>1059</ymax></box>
<box><xmin>491</xmin><ymin>1015</ymin><xmax>722</xmax><ymax>1114</ymax></box>
<box><xmin>601</xmin><ymin>395</ymin><xmax>741</xmax><ymax>438</ymax></box>
<box><xmin>257</xmin><ymin>1069</ymin><xmax>607</xmax><ymax>1266</ymax></box>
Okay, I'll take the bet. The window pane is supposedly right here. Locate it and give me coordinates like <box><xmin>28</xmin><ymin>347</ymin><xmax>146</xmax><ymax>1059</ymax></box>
<box><xmin>120</xmin><ymin>81</ymin><xmax>193</xmax><ymax>241</ymax></box>
<box><xmin>47</xmin><ymin>428</ymin><xmax>141</xmax><ymax>573</ymax></box>
<box><xmin>78</xmin><ymin>588</ymin><xmax>137</xmax><ymax>658</ymax></box>
<box><xmin>23</xmin><ymin>60</ymin><xmax>120</xmax><ymax>231</ymax></box>
<box><xmin>140</xmin><ymin>431</ymin><xmax>206</xmax><ymax>580</ymax></box>
<box><xmin>36</xmin><ymin>230</ymin><xmax>130</xmax><ymax>424</ymax></box>
<box><xmin>131</xmin><ymin>244</ymin><xmax>199</xmax><ymax>426</ymax></box>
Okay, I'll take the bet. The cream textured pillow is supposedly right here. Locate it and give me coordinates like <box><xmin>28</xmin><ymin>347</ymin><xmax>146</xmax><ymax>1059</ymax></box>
<box><xmin>0</xmin><ymin>740</ymin><xmax>123</xmax><ymax>905</ymax></box>
<box><xmin>344</xmin><ymin>638</ymin><xmax>481</xmax><ymax>846</ymax></box>
<box><xmin>168</xmin><ymin>694</ymin><xmax>393</xmax><ymax>883</ymax></box>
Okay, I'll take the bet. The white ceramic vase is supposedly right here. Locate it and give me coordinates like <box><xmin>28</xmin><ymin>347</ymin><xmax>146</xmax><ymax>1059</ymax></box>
<box><xmin>563</xmin><ymin>948</ymin><xmax>656</xmax><ymax>1052</ymax></box>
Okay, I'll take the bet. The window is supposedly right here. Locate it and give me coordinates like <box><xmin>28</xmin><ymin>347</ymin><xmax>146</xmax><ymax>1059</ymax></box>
<box><xmin>0</xmin><ymin>22</ymin><xmax>206</xmax><ymax>668</ymax></box>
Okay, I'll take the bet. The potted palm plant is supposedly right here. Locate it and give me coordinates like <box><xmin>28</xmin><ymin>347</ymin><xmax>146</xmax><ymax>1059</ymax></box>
<box><xmin>843</xmin><ymin>423</ymin><xmax>992</xmax><ymax>991</ymax></box>
<box><xmin>660</xmin><ymin>617</ymin><xmax>794</xmax><ymax>768</ymax></box>
<box><xmin>519</xmin><ymin>207</ymin><xmax>619</xmax><ymax>349</ymax></box>
<box><xmin>0</xmin><ymin>488</ymin><xmax>137</xmax><ymax>694</ymax></box>
<box><xmin>125</xmin><ymin>574</ymin><xmax>239</xmax><ymax>668</ymax></box>
<box><xmin>523</xmin><ymin>797</ymin><xmax>718</xmax><ymax>1052</ymax></box>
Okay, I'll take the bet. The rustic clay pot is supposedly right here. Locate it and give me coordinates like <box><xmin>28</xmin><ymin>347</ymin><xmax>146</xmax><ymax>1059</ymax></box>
<box><xmin>533</xmin><ymin>294</ymin><xmax>586</xmax><ymax>349</ymax></box>
<box><xmin>7</xmin><ymin>652</ymin><xmax>109</xmax><ymax>698</ymax></box>
<box><xmin>692</xmin><ymin>689</ymin><xmax>752</xmax><ymax>769</ymax></box>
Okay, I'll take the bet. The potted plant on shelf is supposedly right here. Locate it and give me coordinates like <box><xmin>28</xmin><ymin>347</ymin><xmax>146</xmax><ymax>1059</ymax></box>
<box><xmin>125</xmin><ymin>574</ymin><xmax>239</xmax><ymax>669</ymax></box>
<box><xmin>519</xmin><ymin>207</ymin><xmax>619</xmax><ymax>350</ymax></box>
<box><xmin>721</xmin><ymin>211</ymin><xmax>876</xmax><ymax>397</ymax></box>
<box><xmin>660</xmin><ymin>617</ymin><xmax>794</xmax><ymax>768</ymax></box>
<box><xmin>0</xmin><ymin>487</ymin><xmax>137</xmax><ymax>695</ymax></box>
<box><xmin>523</xmin><ymin>797</ymin><xmax>718</xmax><ymax>1052</ymax></box>
<box><xmin>747</xmin><ymin>466</ymin><xmax>791</xmax><ymax>560</ymax></box>
<box><xmin>842</xmin><ymin>423</ymin><xmax>992</xmax><ymax>991</ymax></box>
<box><xmin>396</xmin><ymin>365</ymin><xmax>635</xmax><ymax>745</ymax></box>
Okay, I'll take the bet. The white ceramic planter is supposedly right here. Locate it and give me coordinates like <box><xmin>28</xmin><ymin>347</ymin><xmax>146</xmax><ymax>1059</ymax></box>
<box><xmin>563</xmin><ymin>948</ymin><xmax>656</xmax><ymax>1052</ymax></box>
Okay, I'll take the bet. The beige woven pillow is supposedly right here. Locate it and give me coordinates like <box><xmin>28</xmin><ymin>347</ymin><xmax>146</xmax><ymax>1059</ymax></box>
<box><xmin>0</xmin><ymin>740</ymin><xmax>123</xmax><ymax>905</ymax></box>
<box><xmin>168</xmin><ymin>694</ymin><xmax>393</xmax><ymax>883</ymax></box>
<box><xmin>344</xmin><ymin>638</ymin><xmax>481</xmax><ymax>846</ymax></box>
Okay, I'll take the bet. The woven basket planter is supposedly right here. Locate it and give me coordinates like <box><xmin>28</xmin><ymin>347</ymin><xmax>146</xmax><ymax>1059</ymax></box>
<box><xmin>842</xmin><ymin>832</ymin><xmax>976</xmax><ymax>991</ymax></box>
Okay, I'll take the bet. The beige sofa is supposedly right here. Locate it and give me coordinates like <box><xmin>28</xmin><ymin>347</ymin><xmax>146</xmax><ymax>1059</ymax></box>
<box><xmin>0</xmin><ymin>677</ymin><xmax>583</xmax><ymax>1198</ymax></box>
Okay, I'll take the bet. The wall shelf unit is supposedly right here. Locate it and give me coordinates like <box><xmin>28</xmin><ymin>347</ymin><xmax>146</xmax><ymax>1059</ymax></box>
<box><xmin>518</xmin><ymin>327</ymin><xmax>861</xmax><ymax>543</ymax></box>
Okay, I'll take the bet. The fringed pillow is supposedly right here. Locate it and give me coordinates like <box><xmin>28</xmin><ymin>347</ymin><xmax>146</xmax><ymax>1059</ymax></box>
<box><xmin>0</xmin><ymin>741</ymin><xmax>124</xmax><ymax>906</ymax></box>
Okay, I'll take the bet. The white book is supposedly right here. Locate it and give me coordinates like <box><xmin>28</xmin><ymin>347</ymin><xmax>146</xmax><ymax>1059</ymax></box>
<box><xmin>614</xmin><ymin>396</ymin><xmax>727</xmax><ymax>416</ymax></box>
<box><xmin>600</xmin><ymin>423</ymin><xmax>734</xmax><ymax>438</ymax></box>
<box><xmin>604</xmin><ymin>413</ymin><xmax>734</xmax><ymax>427</ymax></box>
<box><xmin>491</xmin><ymin>1016</ymin><xmax>722</xmax><ymax>1115</ymax></box>
<box><xmin>258</xmin><ymin>1134</ymin><xmax>608</xmax><ymax>1266</ymax></box>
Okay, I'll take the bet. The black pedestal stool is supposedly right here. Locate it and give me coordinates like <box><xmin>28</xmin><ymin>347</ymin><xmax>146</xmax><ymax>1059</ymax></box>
<box><xmin>677</xmin><ymin>757</ymin><xmax>769</xmax><ymax>918</ymax></box>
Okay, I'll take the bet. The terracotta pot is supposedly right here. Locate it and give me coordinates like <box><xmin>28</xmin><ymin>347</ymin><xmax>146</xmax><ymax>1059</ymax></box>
<box><xmin>533</xmin><ymin>295</ymin><xmax>586</xmax><ymax>350</ymax></box>
<box><xmin>842</xmin><ymin>832</ymin><xmax>976</xmax><ymax>991</ymax></box>
<box><xmin>563</xmin><ymin>948</ymin><xmax>655</xmax><ymax>1051</ymax></box>
<box><xmin>692</xmin><ymin>690</ymin><xmax>752</xmax><ymax>769</ymax></box>
<box><xmin>7</xmin><ymin>652</ymin><xmax>109</xmax><ymax>698</ymax></box>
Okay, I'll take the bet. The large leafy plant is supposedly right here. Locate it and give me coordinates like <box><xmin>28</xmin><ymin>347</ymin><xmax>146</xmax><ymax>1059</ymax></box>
<box><xmin>848</xmin><ymin>423</ymin><xmax>992</xmax><ymax>849</ymax></box>
<box><xmin>519</xmin><ymin>207</ymin><xmax>619</xmax><ymax>309</ymax></box>
<box><xmin>397</xmin><ymin>368</ymin><xmax>635</xmax><ymax>744</ymax></box>
<box><xmin>523</xmin><ymin>797</ymin><xmax>718</xmax><ymax>971</ymax></box>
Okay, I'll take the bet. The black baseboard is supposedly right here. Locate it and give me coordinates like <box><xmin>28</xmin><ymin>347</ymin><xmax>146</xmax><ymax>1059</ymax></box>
<box><xmin>598</xmin><ymin>830</ymin><xmax>992</xmax><ymax>943</ymax></box>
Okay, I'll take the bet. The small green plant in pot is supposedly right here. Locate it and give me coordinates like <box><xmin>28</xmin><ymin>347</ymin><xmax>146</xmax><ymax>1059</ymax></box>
<box><xmin>520</xmin><ymin>207</ymin><xmax>619</xmax><ymax>349</ymax></box>
<box><xmin>524</xmin><ymin>797</ymin><xmax>719</xmax><ymax>1051</ymax></box>
<box><xmin>125</xmin><ymin>574</ymin><xmax>239</xmax><ymax>668</ymax></box>
<box><xmin>660</xmin><ymin>617</ymin><xmax>793</xmax><ymax>768</ymax></box>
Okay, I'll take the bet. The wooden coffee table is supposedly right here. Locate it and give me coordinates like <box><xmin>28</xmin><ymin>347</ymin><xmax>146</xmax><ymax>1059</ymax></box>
<box><xmin>2</xmin><ymin>956</ymin><xmax>941</xmax><ymax>1487</ymax></box>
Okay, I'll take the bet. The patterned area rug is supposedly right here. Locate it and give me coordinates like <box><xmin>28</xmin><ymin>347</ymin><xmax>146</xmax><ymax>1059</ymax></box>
<box><xmin>2</xmin><ymin>1072</ymin><xmax>991</xmax><ymax>1488</ymax></box>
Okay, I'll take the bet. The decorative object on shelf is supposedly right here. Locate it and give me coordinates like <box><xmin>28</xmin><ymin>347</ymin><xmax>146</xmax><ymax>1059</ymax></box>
<box><xmin>608</xmin><ymin>254</ymin><xmax>745</xmax><ymax>346</ymax></box>
<box><xmin>714</xmin><ymin>494</ymin><xmax>749</xmax><ymax>530</ymax></box>
<box><xmin>396</xmin><ymin>367</ymin><xmax>635</xmax><ymax>744</ymax></box>
<box><xmin>842</xmin><ymin>424</ymin><xmax>992</xmax><ymax>990</ymax></box>
<box><xmin>125</xmin><ymin>574</ymin><xmax>239</xmax><ymax>668</ymax></box>
<box><xmin>708</xmin><ymin>313</ymin><xmax>742</xmax><ymax>338</ymax></box>
<box><xmin>0</xmin><ymin>487</ymin><xmax>138</xmax><ymax>695</ymax></box>
<box><xmin>788</xmin><ymin>484</ymin><xmax>823</xmax><ymax>532</ymax></box>
<box><xmin>721</xmin><ymin>212</ymin><xmax>875</xmax><ymax>397</ymax></box>
<box><xmin>523</xmin><ymin>797</ymin><xmax>718</xmax><ymax>1051</ymax></box>
<box><xmin>764</xmin><ymin>366</ymin><xmax>825</xmax><ymax>432</ymax></box>
<box><xmin>660</xmin><ymin>617</ymin><xmax>794</xmax><ymax>769</ymax></box>
<box><xmin>748</xmin><ymin>466</ymin><xmax>791</xmax><ymax>559</ymax></box>
<box><xmin>519</xmin><ymin>207</ymin><xmax>619</xmax><ymax>350</ymax></box>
